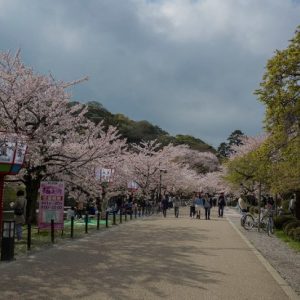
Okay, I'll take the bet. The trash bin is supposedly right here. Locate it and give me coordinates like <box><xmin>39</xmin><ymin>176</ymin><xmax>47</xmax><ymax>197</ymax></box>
<box><xmin>1</xmin><ymin>220</ymin><xmax>15</xmax><ymax>261</ymax></box>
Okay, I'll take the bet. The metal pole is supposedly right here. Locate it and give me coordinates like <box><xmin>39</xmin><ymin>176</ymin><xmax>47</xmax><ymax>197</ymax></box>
<box><xmin>85</xmin><ymin>213</ymin><xmax>88</xmax><ymax>233</ymax></box>
<box><xmin>113</xmin><ymin>211</ymin><xmax>116</xmax><ymax>225</ymax></box>
<box><xmin>0</xmin><ymin>175</ymin><xmax>5</xmax><ymax>233</ymax></box>
<box><xmin>51</xmin><ymin>219</ymin><xmax>54</xmax><ymax>243</ymax></box>
<box><xmin>105</xmin><ymin>211</ymin><xmax>109</xmax><ymax>228</ymax></box>
<box><xmin>27</xmin><ymin>223</ymin><xmax>31</xmax><ymax>250</ymax></box>
<box><xmin>97</xmin><ymin>212</ymin><xmax>100</xmax><ymax>230</ymax></box>
<box><xmin>70</xmin><ymin>216</ymin><xmax>74</xmax><ymax>238</ymax></box>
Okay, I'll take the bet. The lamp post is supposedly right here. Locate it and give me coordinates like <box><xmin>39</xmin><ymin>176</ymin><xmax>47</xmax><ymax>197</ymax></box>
<box><xmin>0</xmin><ymin>133</ymin><xmax>27</xmax><ymax>231</ymax></box>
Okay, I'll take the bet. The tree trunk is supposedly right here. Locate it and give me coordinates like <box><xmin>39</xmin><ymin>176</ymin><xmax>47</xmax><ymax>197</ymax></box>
<box><xmin>295</xmin><ymin>191</ymin><xmax>300</xmax><ymax>220</ymax></box>
<box><xmin>25</xmin><ymin>177</ymin><xmax>41</xmax><ymax>225</ymax></box>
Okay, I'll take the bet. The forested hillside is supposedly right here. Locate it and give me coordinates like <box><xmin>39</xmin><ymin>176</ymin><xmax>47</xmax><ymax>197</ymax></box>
<box><xmin>84</xmin><ymin>101</ymin><xmax>215</xmax><ymax>152</ymax></box>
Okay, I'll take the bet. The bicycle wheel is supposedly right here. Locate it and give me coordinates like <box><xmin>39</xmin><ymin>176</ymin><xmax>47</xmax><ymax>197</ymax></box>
<box><xmin>260</xmin><ymin>215</ymin><xmax>268</xmax><ymax>231</ymax></box>
<box><xmin>241</xmin><ymin>215</ymin><xmax>245</xmax><ymax>227</ymax></box>
<box><xmin>243</xmin><ymin>214</ymin><xmax>254</xmax><ymax>230</ymax></box>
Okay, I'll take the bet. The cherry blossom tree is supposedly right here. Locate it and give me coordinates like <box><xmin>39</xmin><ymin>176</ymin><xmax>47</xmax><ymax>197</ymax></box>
<box><xmin>197</xmin><ymin>169</ymin><xmax>231</xmax><ymax>196</ymax></box>
<box><xmin>0</xmin><ymin>51</ymin><xmax>126</xmax><ymax>222</ymax></box>
<box><xmin>124</xmin><ymin>140</ymin><xmax>204</xmax><ymax>200</ymax></box>
<box><xmin>177</xmin><ymin>149</ymin><xmax>219</xmax><ymax>174</ymax></box>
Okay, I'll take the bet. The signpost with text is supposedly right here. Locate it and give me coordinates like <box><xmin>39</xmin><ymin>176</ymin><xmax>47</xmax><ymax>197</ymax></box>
<box><xmin>38</xmin><ymin>182</ymin><xmax>65</xmax><ymax>230</ymax></box>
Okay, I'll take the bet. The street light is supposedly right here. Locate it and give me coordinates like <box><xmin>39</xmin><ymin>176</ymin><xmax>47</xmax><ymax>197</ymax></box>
<box><xmin>0</xmin><ymin>133</ymin><xmax>27</xmax><ymax>231</ymax></box>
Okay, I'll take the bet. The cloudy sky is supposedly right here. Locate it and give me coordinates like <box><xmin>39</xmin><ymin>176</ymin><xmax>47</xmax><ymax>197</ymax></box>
<box><xmin>0</xmin><ymin>0</ymin><xmax>299</xmax><ymax>147</ymax></box>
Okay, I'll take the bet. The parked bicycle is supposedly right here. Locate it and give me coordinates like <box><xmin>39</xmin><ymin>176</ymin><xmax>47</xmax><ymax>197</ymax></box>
<box><xmin>241</xmin><ymin>208</ymin><xmax>270</xmax><ymax>232</ymax></box>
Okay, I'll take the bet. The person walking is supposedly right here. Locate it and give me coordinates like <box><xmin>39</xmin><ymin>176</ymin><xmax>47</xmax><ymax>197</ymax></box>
<box><xmin>173</xmin><ymin>196</ymin><xmax>180</xmax><ymax>218</ymax></box>
<box><xmin>11</xmin><ymin>190</ymin><xmax>26</xmax><ymax>241</ymax></box>
<box><xmin>161</xmin><ymin>196</ymin><xmax>169</xmax><ymax>218</ymax></box>
<box><xmin>195</xmin><ymin>194</ymin><xmax>204</xmax><ymax>219</ymax></box>
<box><xmin>190</xmin><ymin>197</ymin><xmax>196</xmax><ymax>218</ymax></box>
<box><xmin>289</xmin><ymin>194</ymin><xmax>296</xmax><ymax>216</ymax></box>
<box><xmin>218</xmin><ymin>192</ymin><xmax>226</xmax><ymax>217</ymax></box>
<box><xmin>203</xmin><ymin>193</ymin><xmax>212</xmax><ymax>220</ymax></box>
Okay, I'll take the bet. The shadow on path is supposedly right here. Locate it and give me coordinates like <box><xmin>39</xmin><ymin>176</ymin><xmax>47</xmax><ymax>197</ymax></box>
<box><xmin>1</xmin><ymin>217</ymin><xmax>224</xmax><ymax>299</ymax></box>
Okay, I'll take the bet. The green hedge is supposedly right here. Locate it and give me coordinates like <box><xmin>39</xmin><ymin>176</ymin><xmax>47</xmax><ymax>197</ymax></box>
<box><xmin>273</xmin><ymin>215</ymin><xmax>296</xmax><ymax>230</ymax></box>
<box><xmin>283</xmin><ymin>221</ymin><xmax>300</xmax><ymax>236</ymax></box>
<box><xmin>293</xmin><ymin>228</ymin><xmax>300</xmax><ymax>242</ymax></box>
<box><xmin>281</xmin><ymin>199</ymin><xmax>290</xmax><ymax>212</ymax></box>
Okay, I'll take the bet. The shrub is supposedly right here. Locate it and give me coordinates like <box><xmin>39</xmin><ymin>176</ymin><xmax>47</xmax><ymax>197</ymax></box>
<box><xmin>283</xmin><ymin>221</ymin><xmax>300</xmax><ymax>236</ymax></box>
<box><xmin>273</xmin><ymin>215</ymin><xmax>296</xmax><ymax>230</ymax></box>
<box><xmin>283</xmin><ymin>221</ymin><xmax>300</xmax><ymax>237</ymax></box>
<box><xmin>281</xmin><ymin>199</ymin><xmax>290</xmax><ymax>212</ymax></box>
<box><xmin>292</xmin><ymin>228</ymin><xmax>300</xmax><ymax>242</ymax></box>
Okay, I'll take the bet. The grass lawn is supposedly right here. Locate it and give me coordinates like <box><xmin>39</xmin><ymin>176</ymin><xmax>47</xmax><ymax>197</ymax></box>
<box><xmin>13</xmin><ymin>217</ymin><xmax>113</xmax><ymax>257</ymax></box>
<box><xmin>2</xmin><ymin>213</ymin><xmax>136</xmax><ymax>260</ymax></box>
<box><xmin>275</xmin><ymin>230</ymin><xmax>300</xmax><ymax>252</ymax></box>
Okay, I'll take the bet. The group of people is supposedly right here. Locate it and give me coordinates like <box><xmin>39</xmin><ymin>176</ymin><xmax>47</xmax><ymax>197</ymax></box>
<box><xmin>189</xmin><ymin>192</ymin><xmax>226</xmax><ymax>220</ymax></box>
<box><xmin>159</xmin><ymin>192</ymin><xmax>227</xmax><ymax>220</ymax></box>
<box><xmin>160</xmin><ymin>195</ymin><xmax>181</xmax><ymax>218</ymax></box>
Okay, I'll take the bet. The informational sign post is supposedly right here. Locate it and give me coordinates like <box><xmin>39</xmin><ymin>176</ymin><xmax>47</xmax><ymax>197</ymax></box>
<box><xmin>38</xmin><ymin>182</ymin><xmax>65</xmax><ymax>230</ymax></box>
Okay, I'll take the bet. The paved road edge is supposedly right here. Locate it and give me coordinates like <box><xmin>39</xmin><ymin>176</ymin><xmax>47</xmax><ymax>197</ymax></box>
<box><xmin>226</xmin><ymin>217</ymin><xmax>299</xmax><ymax>300</ymax></box>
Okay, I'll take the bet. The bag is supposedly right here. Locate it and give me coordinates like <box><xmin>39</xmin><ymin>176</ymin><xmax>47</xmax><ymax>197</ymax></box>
<box><xmin>14</xmin><ymin>207</ymin><xmax>24</xmax><ymax>216</ymax></box>
<box><xmin>204</xmin><ymin>199</ymin><xmax>211</xmax><ymax>208</ymax></box>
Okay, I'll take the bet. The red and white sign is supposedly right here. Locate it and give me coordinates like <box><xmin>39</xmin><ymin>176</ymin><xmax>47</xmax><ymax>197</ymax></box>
<box><xmin>38</xmin><ymin>181</ymin><xmax>65</xmax><ymax>230</ymax></box>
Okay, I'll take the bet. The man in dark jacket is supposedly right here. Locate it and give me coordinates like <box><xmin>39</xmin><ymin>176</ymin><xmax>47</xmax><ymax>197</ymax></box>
<box><xmin>218</xmin><ymin>193</ymin><xmax>226</xmax><ymax>217</ymax></box>
<box><xmin>161</xmin><ymin>195</ymin><xmax>169</xmax><ymax>218</ymax></box>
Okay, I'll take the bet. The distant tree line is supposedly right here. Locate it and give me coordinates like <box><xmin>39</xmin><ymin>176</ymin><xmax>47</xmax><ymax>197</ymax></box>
<box><xmin>82</xmin><ymin>101</ymin><xmax>216</xmax><ymax>153</ymax></box>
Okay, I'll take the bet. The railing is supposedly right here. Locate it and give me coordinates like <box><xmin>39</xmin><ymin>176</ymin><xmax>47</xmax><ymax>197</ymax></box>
<box><xmin>1</xmin><ymin>206</ymin><xmax>157</xmax><ymax>260</ymax></box>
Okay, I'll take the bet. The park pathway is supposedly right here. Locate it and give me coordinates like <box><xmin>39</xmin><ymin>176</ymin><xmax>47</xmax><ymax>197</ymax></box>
<box><xmin>0</xmin><ymin>207</ymin><xmax>298</xmax><ymax>300</ymax></box>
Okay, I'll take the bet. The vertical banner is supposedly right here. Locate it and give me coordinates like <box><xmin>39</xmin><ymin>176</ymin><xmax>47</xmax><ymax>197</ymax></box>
<box><xmin>38</xmin><ymin>181</ymin><xmax>65</xmax><ymax>230</ymax></box>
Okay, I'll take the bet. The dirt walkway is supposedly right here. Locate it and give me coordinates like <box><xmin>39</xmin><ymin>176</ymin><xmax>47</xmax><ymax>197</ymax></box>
<box><xmin>0</xmin><ymin>207</ymin><xmax>297</xmax><ymax>299</ymax></box>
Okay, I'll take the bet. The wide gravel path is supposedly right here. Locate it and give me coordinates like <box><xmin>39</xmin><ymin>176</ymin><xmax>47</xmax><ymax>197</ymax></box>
<box><xmin>0</xmin><ymin>207</ymin><xmax>298</xmax><ymax>299</ymax></box>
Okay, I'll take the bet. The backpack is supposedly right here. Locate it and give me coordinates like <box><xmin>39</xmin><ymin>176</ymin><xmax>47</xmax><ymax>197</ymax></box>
<box><xmin>14</xmin><ymin>207</ymin><xmax>24</xmax><ymax>216</ymax></box>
